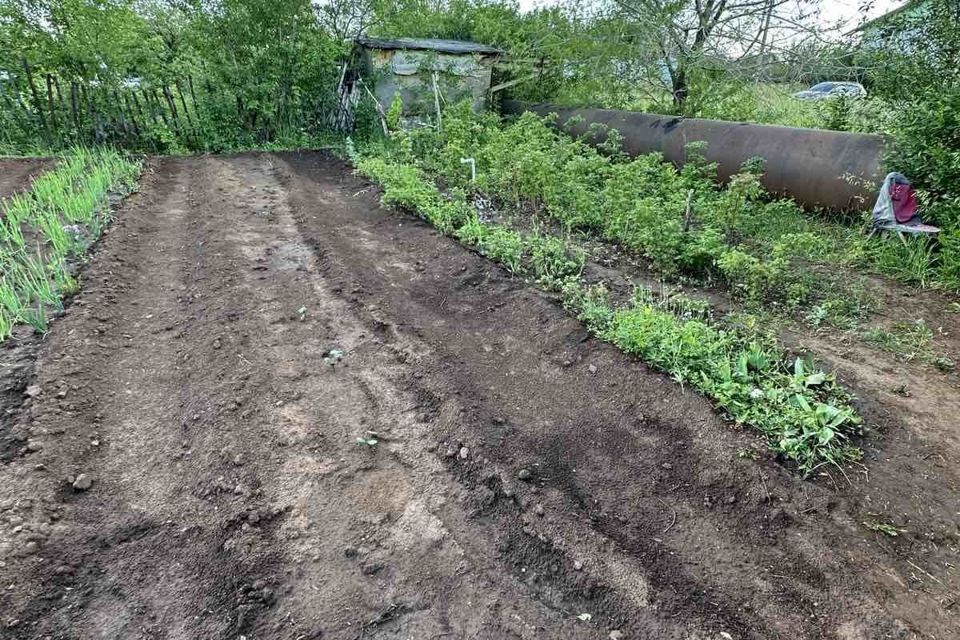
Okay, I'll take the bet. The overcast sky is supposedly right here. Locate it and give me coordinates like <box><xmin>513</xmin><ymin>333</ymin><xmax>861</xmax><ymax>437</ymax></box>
<box><xmin>516</xmin><ymin>0</ymin><xmax>904</xmax><ymax>32</ymax></box>
<box><xmin>816</xmin><ymin>0</ymin><xmax>902</xmax><ymax>29</ymax></box>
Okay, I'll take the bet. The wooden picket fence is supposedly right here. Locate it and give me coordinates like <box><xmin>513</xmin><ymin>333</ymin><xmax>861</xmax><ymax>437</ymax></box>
<box><xmin>0</xmin><ymin>60</ymin><xmax>210</xmax><ymax>151</ymax></box>
<box><xmin>0</xmin><ymin>59</ymin><xmax>355</xmax><ymax>152</ymax></box>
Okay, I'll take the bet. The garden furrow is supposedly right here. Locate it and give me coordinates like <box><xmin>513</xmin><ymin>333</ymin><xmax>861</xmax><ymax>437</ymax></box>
<box><xmin>0</xmin><ymin>152</ymin><xmax>954</xmax><ymax>640</ymax></box>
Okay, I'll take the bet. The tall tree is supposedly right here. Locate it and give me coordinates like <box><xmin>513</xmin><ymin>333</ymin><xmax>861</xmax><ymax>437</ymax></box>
<box><xmin>606</xmin><ymin>0</ymin><xmax>827</xmax><ymax>106</ymax></box>
<box><xmin>0</xmin><ymin>0</ymin><xmax>160</xmax><ymax>77</ymax></box>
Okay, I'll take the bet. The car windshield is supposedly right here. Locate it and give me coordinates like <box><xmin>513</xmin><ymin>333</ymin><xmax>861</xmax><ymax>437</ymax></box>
<box><xmin>810</xmin><ymin>82</ymin><xmax>838</xmax><ymax>92</ymax></box>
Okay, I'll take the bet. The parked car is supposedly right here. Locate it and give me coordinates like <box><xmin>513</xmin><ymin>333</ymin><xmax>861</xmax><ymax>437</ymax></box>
<box><xmin>792</xmin><ymin>82</ymin><xmax>867</xmax><ymax>100</ymax></box>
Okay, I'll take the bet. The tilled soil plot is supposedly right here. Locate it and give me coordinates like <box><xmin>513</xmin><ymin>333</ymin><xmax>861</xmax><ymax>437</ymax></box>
<box><xmin>0</xmin><ymin>152</ymin><xmax>956</xmax><ymax>640</ymax></box>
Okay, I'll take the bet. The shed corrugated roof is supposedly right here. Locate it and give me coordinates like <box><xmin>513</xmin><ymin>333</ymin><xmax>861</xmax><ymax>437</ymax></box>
<box><xmin>356</xmin><ymin>37</ymin><xmax>502</xmax><ymax>55</ymax></box>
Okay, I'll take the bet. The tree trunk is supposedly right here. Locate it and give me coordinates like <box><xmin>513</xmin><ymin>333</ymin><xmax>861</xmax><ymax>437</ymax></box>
<box><xmin>671</xmin><ymin>65</ymin><xmax>688</xmax><ymax>109</ymax></box>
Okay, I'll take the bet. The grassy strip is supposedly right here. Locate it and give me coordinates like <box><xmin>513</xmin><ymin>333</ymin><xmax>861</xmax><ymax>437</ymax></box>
<box><xmin>0</xmin><ymin>148</ymin><xmax>139</xmax><ymax>339</ymax></box>
<box><xmin>353</xmin><ymin>149</ymin><xmax>862</xmax><ymax>475</ymax></box>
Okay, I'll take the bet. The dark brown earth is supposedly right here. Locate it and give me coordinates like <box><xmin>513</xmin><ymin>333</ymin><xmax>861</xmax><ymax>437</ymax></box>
<box><xmin>0</xmin><ymin>158</ymin><xmax>55</xmax><ymax>200</ymax></box>
<box><xmin>0</xmin><ymin>152</ymin><xmax>957</xmax><ymax>639</ymax></box>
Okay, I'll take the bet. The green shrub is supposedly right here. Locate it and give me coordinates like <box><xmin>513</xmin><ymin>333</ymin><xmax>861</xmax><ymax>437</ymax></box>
<box><xmin>479</xmin><ymin>227</ymin><xmax>525</xmax><ymax>273</ymax></box>
<box><xmin>598</xmin><ymin>293</ymin><xmax>860</xmax><ymax>473</ymax></box>
<box><xmin>563</xmin><ymin>282</ymin><xmax>615</xmax><ymax>330</ymax></box>
<box><xmin>528</xmin><ymin>233</ymin><xmax>584</xmax><ymax>291</ymax></box>
<box><xmin>821</xmin><ymin>95</ymin><xmax>852</xmax><ymax>132</ymax></box>
<box><xmin>678</xmin><ymin>227</ymin><xmax>726</xmax><ymax>275</ymax></box>
<box><xmin>717</xmin><ymin>250</ymin><xmax>777</xmax><ymax>303</ymax></box>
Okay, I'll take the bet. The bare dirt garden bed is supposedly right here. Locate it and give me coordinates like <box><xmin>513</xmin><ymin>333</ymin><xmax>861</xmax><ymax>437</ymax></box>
<box><xmin>0</xmin><ymin>152</ymin><xmax>956</xmax><ymax>639</ymax></box>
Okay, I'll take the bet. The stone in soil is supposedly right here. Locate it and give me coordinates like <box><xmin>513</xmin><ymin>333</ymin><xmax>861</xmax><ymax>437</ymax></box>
<box><xmin>72</xmin><ymin>474</ymin><xmax>93</xmax><ymax>491</ymax></box>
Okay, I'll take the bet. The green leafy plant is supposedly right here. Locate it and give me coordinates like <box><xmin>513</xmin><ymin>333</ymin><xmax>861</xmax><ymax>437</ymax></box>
<box><xmin>863</xmin><ymin>520</ymin><xmax>907</xmax><ymax>537</ymax></box>
<box><xmin>386</xmin><ymin>93</ymin><xmax>404</xmax><ymax>132</ymax></box>
<box><xmin>527</xmin><ymin>232</ymin><xmax>584</xmax><ymax>291</ymax></box>
<box><xmin>821</xmin><ymin>95</ymin><xmax>852</xmax><ymax>132</ymax></box>
<box><xmin>595</xmin><ymin>294</ymin><xmax>861</xmax><ymax>473</ymax></box>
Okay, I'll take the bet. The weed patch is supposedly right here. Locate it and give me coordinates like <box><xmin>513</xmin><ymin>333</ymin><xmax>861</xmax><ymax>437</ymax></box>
<box><xmin>861</xmin><ymin>319</ymin><xmax>954</xmax><ymax>370</ymax></box>
<box><xmin>399</xmin><ymin>108</ymin><xmax>933</xmax><ymax>325</ymax></box>
<box><xmin>569</xmin><ymin>286</ymin><xmax>861</xmax><ymax>473</ymax></box>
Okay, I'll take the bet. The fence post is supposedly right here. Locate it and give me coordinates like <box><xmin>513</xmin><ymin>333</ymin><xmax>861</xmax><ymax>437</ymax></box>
<box><xmin>0</xmin><ymin>79</ymin><xmax>15</xmax><ymax>112</ymax></box>
<box><xmin>162</xmin><ymin>85</ymin><xmax>179</xmax><ymax>121</ymax></box>
<box><xmin>22</xmin><ymin>59</ymin><xmax>50</xmax><ymax>143</ymax></box>
<box><xmin>132</xmin><ymin>90</ymin><xmax>158</xmax><ymax>151</ymax></box>
<box><xmin>69</xmin><ymin>82</ymin><xmax>81</xmax><ymax>139</ymax></box>
<box><xmin>131</xmin><ymin>90</ymin><xmax>160</xmax><ymax>153</ymax></box>
<box><xmin>112</xmin><ymin>89</ymin><xmax>129</xmax><ymax>139</ymax></box>
<box><xmin>80</xmin><ymin>82</ymin><xmax>102</xmax><ymax>145</ymax></box>
<box><xmin>152</xmin><ymin>88</ymin><xmax>172</xmax><ymax>130</ymax></box>
<box><xmin>10</xmin><ymin>76</ymin><xmax>29</xmax><ymax>114</ymax></box>
<box><xmin>44</xmin><ymin>73</ymin><xmax>58</xmax><ymax>137</ymax></box>
<box><xmin>52</xmin><ymin>76</ymin><xmax>69</xmax><ymax>141</ymax></box>
<box><xmin>187</xmin><ymin>75</ymin><xmax>200</xmax><ymax>110</ymax></box>
<box><xmin>174</xmin><ymin>81</ymin><xmax>192</xmax><ymax>125</ymax></box>
<box><xmin>122</xmin><ymin>93</ymin><xmax>141</xmax><ymax>137</ymax></box>
<box><xmin>0</xmin><ymin>81</ymin><xmax>19</xmax><ymax>148</ymax></box>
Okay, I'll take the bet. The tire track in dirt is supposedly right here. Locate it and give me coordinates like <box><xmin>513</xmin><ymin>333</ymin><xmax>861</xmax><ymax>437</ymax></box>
<box><xmin>184</xmin><ymin>153</ymin><xmax>613</xmax><ymax>639</ymax></box>
<box><xmin>0</xmin><ymin>151</ymin><xmax>951</xmax><ymax>639</ymax></box>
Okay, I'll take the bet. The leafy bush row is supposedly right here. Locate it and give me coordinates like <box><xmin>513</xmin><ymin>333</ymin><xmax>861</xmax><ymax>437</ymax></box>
<box><xmin>0</xmin><ymin>148</ymin><xmax>139</xmax><ymax>339</ymax></box>
<box><xmin>401</xmin><ymin>106</ymin><xmax>959</xmax><ymax>308</ymax></box>
<box><xmin>354</xmin><ymin>148</ymin><xmax>862</xmax><ymax>475</ymax></box>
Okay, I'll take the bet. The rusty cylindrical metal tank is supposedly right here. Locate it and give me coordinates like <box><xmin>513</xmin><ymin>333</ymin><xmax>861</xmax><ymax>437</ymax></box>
<box><xmin>501</xmin><ymin>100</ymin><xmax>885</xmax><ymax>211</ymax></box>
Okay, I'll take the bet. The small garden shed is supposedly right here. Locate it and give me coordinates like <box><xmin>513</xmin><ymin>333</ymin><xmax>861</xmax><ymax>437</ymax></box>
<box><xmin>352</xmin><ymin>37</ymin><xmax>502</xmax><ymax>119</ymax></box>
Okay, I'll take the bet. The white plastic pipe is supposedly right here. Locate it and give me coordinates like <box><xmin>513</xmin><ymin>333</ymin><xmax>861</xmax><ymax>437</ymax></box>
<box><xmin>460</xmin><ymin>157</ymin><xmax>476</xmax><ymax>182</ymax></box>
